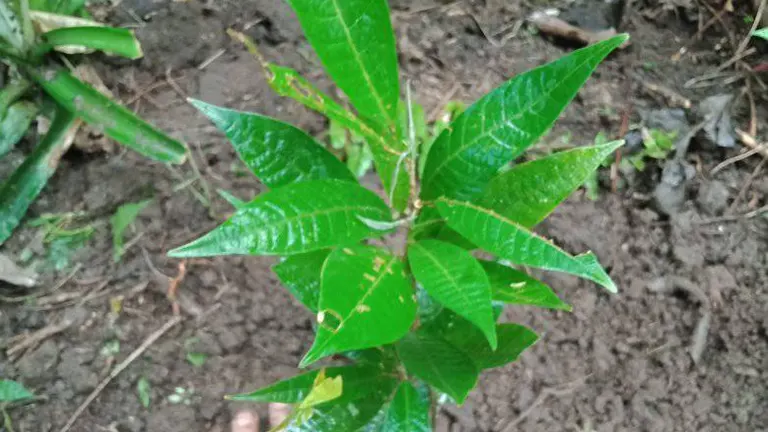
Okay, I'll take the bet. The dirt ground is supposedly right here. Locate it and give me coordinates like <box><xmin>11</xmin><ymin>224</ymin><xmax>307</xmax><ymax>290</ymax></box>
<box><xmin>2</xmin><ymin>0</ymin><xmax>768</xmax><ymax>431</ymax></box>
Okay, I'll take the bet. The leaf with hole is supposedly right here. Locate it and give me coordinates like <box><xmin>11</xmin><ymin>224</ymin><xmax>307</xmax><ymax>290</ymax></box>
<box><xmin>396</xmin><ymin>329</ymin><xmax>478</xmax><ymax>404</ymax></box>
<box><xmin>481</xmin><ymin>261</ymin><xmax>571</xmax><ymax>311</ymax></box>
<box><xmin>479</xmin><ymin>141</ymin><xmax>623</xmax><ymax>227</ymax></box>
<box><xmin>437</xmin><ymin>199</ymin><xmax>616</xmax><ymax>293</ymax></box>
<box><xmin>421</xmin><ymin>36</ymin><xmax>628</xmax><ymax>201</ymax></box>
<box><xmin>169</xmin><ymin>180</ymin><xmax>391</xmax><ymax>258</ymax></box>
<box><xmin>300</xmin><ymin>245</ymin><xmax>416</xmax><ymax>366</ymax></box>
<box><xmin>408</xmin><ymin>240</ymin><xmax>496</xmax><ymax>349</ymax></box>
<box><xmin>190</xmin><ymin>99</ymin><xmax>354</xmax><ymax>188</ymax></box>
<box><xmin>273</xmin><ymin>249</ymin><xmax>330</xmax><ymax>312</ymax></box>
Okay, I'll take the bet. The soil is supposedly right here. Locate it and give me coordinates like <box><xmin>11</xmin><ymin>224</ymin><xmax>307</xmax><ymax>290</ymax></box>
<box><xmin>2</xmin><ymin>0</ymin><xmax>768</xmax><ymax>431</ymax></box>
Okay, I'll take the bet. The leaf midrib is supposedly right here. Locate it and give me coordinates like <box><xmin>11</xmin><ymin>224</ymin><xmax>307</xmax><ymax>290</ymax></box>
<box><xmin>423</xmin><ymin>45</ymin><xmax>611</xmax><ymax>188</ymax></box>
<box><xmin>329</xmin><ymin>0</ymin><xmax>394</xmax><ymax>128</ymax></box>
<box><xmin>244</xmin><ymin>203</ymin><xmax>384</xmax><ymax>239</ymax></box>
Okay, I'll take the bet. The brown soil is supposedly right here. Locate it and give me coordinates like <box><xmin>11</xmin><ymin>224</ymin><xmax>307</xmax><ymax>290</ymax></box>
<box><xmin>2</xmin><ymin>1</ymin><xmax>767</xmax><ymax>431</ymax></box>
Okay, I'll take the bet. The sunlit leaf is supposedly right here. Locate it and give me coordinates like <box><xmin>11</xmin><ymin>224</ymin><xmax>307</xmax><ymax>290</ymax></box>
<box><xmin>273</xmin><ymin>249</ymin><xmax>331</xmax><ymax>312</ymax></box>
<box><xmin>396</xmin><ymin>329</ymin><xmax>478</xmax><ymax>404</ymax></box>
<box><xmin>190</xmin><ymin>99</ymin><xmax>355</xmax><ymax>188</ymax></box>
<box><xmin>436</xmin><ymin>199</ymin><xmax>616</xmax><ymax>293</ymax></box>
<box><xmin>111</xmin><ymin>199</ymin><xmax>151</xmax><ymax>262</ymax></box>
<box><xmin>31</xmin><ymin>67</ymin><xmax>187</xmax><ymax>163</ymax></box>
<box><xmin>479</xmin><ymin>141</ymin><xmax>622</xmax><ymax>227</ymax></box>
<box><xmin>421</xmin><ymin>36</ymin><xmax>628</xmax><ymax>201</ymax></box>
<box><xmin>0</xmin><ymin>379</ymin><xmax>34</xmax><ymax>402</ymax></box>
<box><xmin>168</xmin><ymin>180</ymin><xmax>391</xmax><ymax>258</ymax></box>
<box><xmin>0</xmin><ymin>108</ymin><xmax>77</xmax><ymax>246</ymax></box>
<box><xmin>0</xmin><ymin>100</ymin><xmax>37</xmax><ymax>157</ymax></box>
<box><xmin>43</xmin><ymin>26</ymin><xmax>143</xmax><ymax>58</ymax></box>
<box><xmin>298</xmin><ymin>369</ymin><xmax>343</xmax><ymax>409</ymax></box>
<box><xmin>481</xmin><ymin>260</ymin><xmax>571</xmax><ymax>311</ymax></box>
<box><xmin>300</xmin><ymin>245</ymin><xmax>416</xmax><ymax>366</ymax></box>
<box><xmin>408</xmin><ymin>240</ymin><xmax>496</xmax><ymax>349</ymax></box>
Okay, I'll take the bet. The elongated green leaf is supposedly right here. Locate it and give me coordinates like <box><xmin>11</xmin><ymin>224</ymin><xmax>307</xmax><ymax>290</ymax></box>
<box><xmin>437</xmin><ymin>199</ymin><xmax>616</xmax><ymax>293</ymax></box>
<box><xmin>301</xmin><ymin>245</ymin><xmax>416</xmax><ymax>366</ymax></box>
<box><xmin>0</xmin><ymin>101</ymin><xmax>37</xmax><ymax>157</ymax></box>
<box><xmin>0</xmin><ymin>0</ymin><xmax>24</xmax><ymax>51</ymax></box>
<box><xmin>169</xmin><ymin>180</ymin><xmax>390</xmax><ymax>258</ymax></box>
<box><xmin>30</xmin><ymin>67</ymin><xmax>187</xmax><ymax>163</ymax></box>
<box><xmin>408</xmin><ymin>240</ymin><xmax>496</xmax><ymax>349</ymax></box>
<box><xmin>0</xmin><ymin>108</ymin><xmax>76</xmax><ymax>245</ymax></box>
<box><xmin>43</xmin><ymin>26</ymin><xmax>143</xmax><ymax>58</ymax></box>
<box><xmin>111</xmin><ymin>199</ymin><xmax>151</xmax><ymax>262</ymax></box>
<box><xmin>479</xmin><ymin>141</ymin><xmax>622</xmax><ymax>227</ymax></box>
<box><xmin>228</xmin><ymin>366</ymin><xmax>396</xmax><ymax>404</ymax></box>
<box><xmin>421</xmin><ymin>35</ymin><xmax>628</xmax><ymax>201</ymax></box>
<box><xmin>376</xmin><ymin>381</ymin><xmax>431</xmax><ymax>432</ymax></box>
<box><xmin>482</xmin><ymin>261</ymin><xmax>571</xmax><ymax>311</ymax></box>
<box><xmin>273</xmin><ymin>249</ymin><xmax>331</xmax><ymax>312</ymax></box>
<box><xmin>190</xmin><ymin>99</ymin><xmax>355</xmax><ymax>188</ymax></box>
<box><xmin>753</xmin><ymin>28</ymin><xmax>768</xmax><ymax>40</ymax></box>
<box><xmin>0</xmin><ymin>379</ymin><xmax>34</xmax><ymax>402</ymax></box>
<box><xmin>264</xmin><ymin>64</ymin><xmax>409</xmax><ymax>211</ymax></box>
<box><xmin>396</xmin><ymin>330</ymin><xmax>478</xmax><ymax>404</ymax></box>
<box><xmin>288</xmin><ymin>0</ymin><xmax>399</xmax><ymax>134</ymax></box>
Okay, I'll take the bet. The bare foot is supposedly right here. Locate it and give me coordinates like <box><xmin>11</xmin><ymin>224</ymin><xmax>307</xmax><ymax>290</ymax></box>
<box><xmin>231</xmin><ymin>411</ymin><xmax>258</xmax><ymax>432</ymax></box>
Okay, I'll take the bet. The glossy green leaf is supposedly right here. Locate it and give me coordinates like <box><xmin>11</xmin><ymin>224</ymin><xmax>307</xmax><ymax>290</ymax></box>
<box><xmin>437</xmin><ymin>199</ymin><xmax>616</xmax><ymax>293</ymax></box>
<box><xmin>190</xmin><ymin>99</ymin><xmax>355</xmax><ymax>187</ymax></box>
<box><xmin>408</xmin><ymin>240</ymin><xmax>497</xmax><ymax>349</ymax></box>
<box><xmin>228</xmin><ymin>366</ymin><xmax>394</xmax><ymax>404</ymax></box>
<box><xmin>300</xmin><ymin>245</ymin><xmax>416</xmax><ymax>366</ymax></box>
<box><xmin>396</xmin><ymin>329</ymin><xmax>478</xmax><ymax>404</ymax></box>
<box><xmin>753</xmin><ymin>27</ymin><xmax>768</xmax><ymax>40</ymax></box>
<box><xmin>263</xmin><ymin>63</ymin><xmax>408</xmax><ymax>210</ymax></box>
<box><xmin>168</xmin><ymin>180</ymin><xmax>390</xmax><ymax>258</ymax></box>
<box><xmin>288</xmin><ymin>0</ymin><xmax>399</xmax><ymax>134</ymax></box>
<box><xmin>287</xmin><ymin>387</ymin><xmax>395</xmax><ymax>432</ymax></box>
<box><xmin>43</xmin><ymin>26</ymin><xmax>143</xmax><ymax>58</ymax></box>
<box><xmin>376</xmin><ymin>381</ymin><xmax>431</xmax><ymax>432</ymax></box>
<box><xmin>0</xmin><ymin>379</ymin><xmax>34</xmax><ymax>402</ymax></box>
<box><xmin>273</xmin><ymin>249</ymin><xmax>331</xmax><ymax>312</ymax></box>
<box><xmin>0</xmin><ymin>100</ymin><xmax>37</xmax><ymax>157</ymax></box>
<box><xmin>298</xmin><ymin>370</ymin><xmax>343</xmax><ymax>409</ymax></box>
<box><xmin>421</xmin><ymin>35</ymin><xmax>628</xmax><ymax>201</ymax></box>
<box><xmin>0</xmin><ymin>108</ymin><xmax>76</xmax><ymax>246</ymax></box>
<box><xmin>0</xmin><ymin>0</ymin><xmax>24</xmax><ymax>51</ymax></box>
<box><xmin>31</xmin><ymin>67</ymin><xmax>187</xmax><ymax>163</ymax></box>
<box><xmin>479</xmin><ymin>141</ymin><xmax>623</xmax><ymax>227</ymax></box>
<box><xmin>111</xmin><ymin>199</ymin><xmax>151</xmax><ymax>262</ymax></box>
<box><xmin>481</xmin><ymin>260</ymin><xmax>571</xmax><ymax>311</ymax></box>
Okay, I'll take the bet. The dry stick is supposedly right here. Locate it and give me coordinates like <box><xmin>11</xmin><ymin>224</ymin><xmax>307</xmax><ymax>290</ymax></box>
<box><xmin>58</xmin><ymin>316</ymin><xmax>183</xmax><ymax>432</ymax></box>
<box><xmin>7</xmin><ymin>319</ymin><xmax>73</xmax><ymax>359</ymax></box>
<box><xmin>700</xmin><ymin>204</ymin><xmax>768</xmax><ymax>224</ymax></box>
<box><xmin>0</xmin><ymin>263</ymin><xmax>82</xmax><ymax>303</ymax></box>
<box><xmin>710</xmin><ymin>144</ymin><xmax>768</xmax><ymax>176</ymax></box>
<box><xmin>735</xmin><ymin>129</ymin><xmax>768</xmax><ymax>158</ymax></box>
<box><xmin>727</xmin><ymin>156</ymin><xmax>766</xmax><ymax>214</ymax></box>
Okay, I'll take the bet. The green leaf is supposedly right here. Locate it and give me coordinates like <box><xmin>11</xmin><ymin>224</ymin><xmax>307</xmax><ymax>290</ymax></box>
<box><xmin>0</xmin><ymin>108</ymin><xmax>76</xmax><ymax>246</ymax></box>
<box><xmin>0</xmin><ymin>0</ymin><xmax>24</xmax><ymax>51</ymax></box>
<box><xmin>111</xmin><ymin>199</ymin><xmax>151</xmax><ymax>262</ymax></box>
<box><xmin>263</xmin><ymin>63</ymin><xmax>408</xmax><ymax>211</ymax></box>
<box><xmin>436</xmin><ymin>199</ymin><xmax>616</xmax><ymax>293</ymax></box>
<box><xmin>421</xmin><ymin>35</ymin><xmax>628</xmax><ymax>201</ymax></box>
<box><xmin>0</xmin><ymin>78</ymin><xmax>32</xmax><ymax>119</ymax></box>
<box><xmin>190</xmin><ymin>99</ymin><xmax>355</xmax><ymax>188</ymax></box>
<box><xmin>0</xmin><ymin>101</ymin><xmax>37</xmax><ymax>157</ymax></box>
<box><xmin>216</xmin><ymin>189</ymin><xmax>246</xmax><ymax>209</ymax></box>
<box><xmin>396</xmin><ymin>330</ymin><xmax>478</xmax><ymax>404</ymax></box>
<box><xmin>43</xmin><ymin>26</ymin><xmax>143</xmax><ymax>59</ymax></box>
<box><xmin>481</xmin><ymin>260</ymin><xmax>571</xmax><ymax>311</ymax></box>
<box><xmin>228</xmin><ymin>366</ymin><xmax>395</xmax><ymax>404</ymax></box>
<box><xmin>186</xmin><ymin>352</ymin><xmax>207</xmax><ymax>367</ymax></box>
<box><xmin>0</xmin><ymin>379</ymin><xmax>34</xmax><ymax>402</ymax></box>
<box><xmin>273</xmin><ymin>249</ymin><xmax>331</xmax><ymax>312</ymax></box>
<box><xmin>479</xmin><ymin>141</ymin><xmax>623</xmax><ymax>227</ymax></box>
<box><xmin>168</xmin><ymin>180</ymin><xmax>391</xmax><ymax>258</ymax></box>
<box><xmin>300</xmin><ymin>245</ymin><xmax>416</xmax><ymax>367</ymax></box>
<box><xmin>408</xmin><ymin>240</ymin><xmax>497</xmax><ymax>349</ymax></box>
<box><xmin>753</xmin><ymin>27</ymin><xmax>768</xmax><ymax>40</ymax></box>
<box><xmin>287</xmin><ymin>388</ymin><xmax>395</xmax><ymax>432</ymax></box>
<box><xmin>376</xmin><ymin>381</ymin><xmax>431</xmax><ymax>432</ymax></box>
<box><xmin>288</xmin><ymin>0</ymin><xmax>399</xmax><ymax>134</ymax></box>
<box><xmin>30</xmin><ymin>67</ymin><xmax>187</xmax><ymax>164</ymax></box>
<box><xmin>427</xmin><ymin>309</ymin><xmax>538</xmax><ymax>370</ymax></box>
<box><xmin>298</xmin><ymin>370</ymin><xmax>343</xmax><ymax>409</ymax></box>
<box><xmin>137</xmin><ymin>377</ymin><xmax>151</xmax><ymax>408</ymax></box>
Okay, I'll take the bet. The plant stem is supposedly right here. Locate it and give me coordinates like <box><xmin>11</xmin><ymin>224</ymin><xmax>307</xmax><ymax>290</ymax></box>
<box><xmin>405</xmin><ymin>81</ymin><xmax>421</xmax><ymax>216</ymax></box>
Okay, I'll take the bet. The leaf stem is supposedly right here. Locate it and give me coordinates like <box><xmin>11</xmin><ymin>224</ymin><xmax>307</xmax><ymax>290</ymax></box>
<box><xmin>405</xmin><ymin>80</ymin><xmax>421</xmax><ymax>216</ymax></box>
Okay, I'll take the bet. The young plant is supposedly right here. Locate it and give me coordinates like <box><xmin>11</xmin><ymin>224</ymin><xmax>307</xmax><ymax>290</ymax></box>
<box><xmin>170</xmin><ymin>1</ymin><xmax>627</xmax><ymax>429</ymax></box>
<box><xmin>0</xmin><ymin>0</ymin><xmax>186</xmax><ymax>245</ymax></box>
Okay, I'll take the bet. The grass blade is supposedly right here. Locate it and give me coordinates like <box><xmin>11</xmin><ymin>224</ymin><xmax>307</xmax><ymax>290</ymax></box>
<box><xmin>43</xmin><ymin>26</ymin><xmax>143</xmax><ymax>58</ymax></box>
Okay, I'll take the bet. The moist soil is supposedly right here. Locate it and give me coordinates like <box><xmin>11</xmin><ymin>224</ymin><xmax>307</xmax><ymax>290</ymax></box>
<box><xmin>2</xmin><ymin>1</ymin><xmax>768</xmax><ymax>431</ymax></box>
